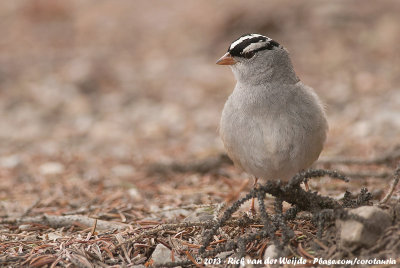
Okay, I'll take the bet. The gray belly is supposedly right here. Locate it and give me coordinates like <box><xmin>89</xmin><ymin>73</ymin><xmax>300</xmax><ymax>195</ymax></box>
<box><xmin>220</xmin><ymin>105</ymin><xmax>324</xmax><ymax>181</ymax></box>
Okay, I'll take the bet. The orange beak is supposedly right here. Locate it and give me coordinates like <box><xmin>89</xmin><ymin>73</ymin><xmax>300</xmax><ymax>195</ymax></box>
<box><xmin>216</xmin><ymin>52</ymin><xmax>237</xmax><ymax>65</ymax></box>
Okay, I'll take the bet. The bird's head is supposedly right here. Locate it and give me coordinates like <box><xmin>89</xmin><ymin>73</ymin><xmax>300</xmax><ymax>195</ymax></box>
<box><xmin>217</xmin><ymin>34</ymin><xmax>298</xmax><ymax>84</ymax></box>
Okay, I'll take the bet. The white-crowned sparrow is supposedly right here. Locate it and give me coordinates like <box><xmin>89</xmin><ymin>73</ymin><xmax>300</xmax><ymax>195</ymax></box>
<box><xmin>217</xmin><ymin>34</ymin><xmax>328</xmax><ymax>187</ymax></box>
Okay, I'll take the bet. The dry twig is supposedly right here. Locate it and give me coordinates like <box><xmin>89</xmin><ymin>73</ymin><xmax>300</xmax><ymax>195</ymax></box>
<box><xmin>318</xmin><ymin>145</ymin><xmax>400</xmax><ymax>166</ymax></box>
<box><xmin>1</xmin><ymin>215</ymin><xmax>130</xmax><ymax>231</ymax></box>
<box><xmin>380</xmin><ymin>164</ymin><xmax>400</xmax><ymax>204</ymax></box>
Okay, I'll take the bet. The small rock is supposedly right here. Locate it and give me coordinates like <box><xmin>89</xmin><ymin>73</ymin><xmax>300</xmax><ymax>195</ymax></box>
<box><xmin>371</xmin><ymin>189</ymin><xmax>384</xmax><ymax>200</ymax></box>
<box><xmin>215</xmin><ymin>250</ymin><xmax>234</xmax><ymax>260</ymax></box>
<box><xmin>156</xmin><ymin>206</ymin><xmax>191</xmax><ymax>219</ymax></box>
<box><xmin>183</xmin><ymin>209</ymin><xmax>214</xmax><ymax>222</ymax></box>
<box><xmin>111</xmin><ymin>164</ymin><xmax>135</xmax><ymax>177</ymax></box>
<box><xmin>39</xmin><ymin>162</ymin><xmax>65</xmax><ymax>175</ymax></box>
<box><xmin>23</xmin><ymin>235</ymin><xmax>37</xmax><ymax>241</ymax></box>
<box><xmin>128</xmin><ymin>187</ymin><xmax>142</xmax><ymax>200</ymax></box>
<box><xmin>263</xmin><ymin>244</ymin><xmax>289</xmax><ymax>260</ymax></box>
<box><xmin>337</xmin><ymin>206</ymin><xmax>392</xmax><ymax>248</ymax></box>
<box><xmin>150</xmin><ymin>244</ymin><xmax>181</xmax><ymax>265</ymax></box>
<box><xmin>47</xmin><ymin>232</ymin><xmax>63</xmax><ymax>241</ymax></box>
<box><xmin>0</xmin><ymin>155</ymin><xmax>21</xmax><ymax>168</ymax></box>
<box><xmin>19</xmin><ymin>224</ymin><xmax>32</xmax><ymax>231</ymax></box>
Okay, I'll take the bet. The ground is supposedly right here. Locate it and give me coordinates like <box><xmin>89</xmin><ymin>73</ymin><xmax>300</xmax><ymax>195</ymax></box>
<box><xmin>0</xmin><ymin>0</ymin><xmax>400</xmax><ymax>267</ymax></box>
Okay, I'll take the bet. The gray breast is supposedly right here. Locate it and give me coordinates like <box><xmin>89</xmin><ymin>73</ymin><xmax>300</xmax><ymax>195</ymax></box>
<box><xmin>219</xmin><ymin>82</ymin><xmax>327</xmax><ymax>181</ymax></box>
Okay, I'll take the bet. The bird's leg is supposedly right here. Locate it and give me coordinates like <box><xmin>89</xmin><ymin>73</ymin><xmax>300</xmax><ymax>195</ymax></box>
<box><xmin>250</xmin><ymin>177</ymin><xmax>258</xmax><ymax>215</ymax></box>
<box><xmin>301</xmin><ymin>170</ymin><xmax>309</xmax><ymax>191</ymax></box>
<box><xmin>304</xmin><ymin>179</ymin><xmax>309</xmax><ymax>191</ymax></box>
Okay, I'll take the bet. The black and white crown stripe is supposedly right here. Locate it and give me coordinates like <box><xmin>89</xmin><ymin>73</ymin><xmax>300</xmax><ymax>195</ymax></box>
<box><xmin>228</xmin><ymin>34</ymin><xmax>282</xmax><ymax>57</ymax></box>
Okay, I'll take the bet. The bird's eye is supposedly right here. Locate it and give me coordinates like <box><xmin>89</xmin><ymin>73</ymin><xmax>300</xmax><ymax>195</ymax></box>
<box><xmin>243</xmin><ymin>51</ymin><xmax>255</xmax><ymax>59</ymax></box>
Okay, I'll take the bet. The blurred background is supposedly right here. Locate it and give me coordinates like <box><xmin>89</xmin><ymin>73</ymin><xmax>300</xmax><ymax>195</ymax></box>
<box><xmin>1</xmin><ymin>0</ymin><xmax>400</xmax><ymax>214</ymax></box>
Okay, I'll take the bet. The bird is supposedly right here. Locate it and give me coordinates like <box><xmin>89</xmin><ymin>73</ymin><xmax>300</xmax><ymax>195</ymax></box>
<box><xmin>217</xmin><ymin>34</ymin><xmax>328</xmax><ymax>211</ymax></box>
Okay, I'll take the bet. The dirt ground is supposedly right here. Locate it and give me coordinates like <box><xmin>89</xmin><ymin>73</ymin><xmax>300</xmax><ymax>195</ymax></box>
<box><xmin>1</xmin><ymin>0</ymin><xmax>400</xmax><ymax>267</ymax></box>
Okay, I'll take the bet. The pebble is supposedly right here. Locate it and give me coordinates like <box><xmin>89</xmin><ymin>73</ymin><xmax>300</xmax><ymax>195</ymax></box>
<box><xmin>0</xmin><ymin>155</ymin><xmax>21</xmax><ymax>168</ymax></box>
<box><xmin>128</xmin><ymin>187</ymin><xmax>142</xmax><ymax>200</ymax></box>
<box><xmin>337</xmin><ymin>206</ymin><xmax>392</xmax><ymax>248</ymax></box>
<box><xmin>150</xmin><ymin>244</ymin><xmax>181</xmax><ymax>265</ymax></box>
<box><xmin>111</xmin><ymin>164</ymin><xmax>135</xmax><ymax>177</ymax></box>
<box><xmin>19</xmin><ymin>224</ymin><xmax>32</xmax><ymax>231</ymax></box>
<box><xmin>263</xmin><ymin>244</ymin><xmax>289</xmax><ymax>260</ymax></box>
<box><xmin>39</xmin><ymin>162</ymin><xmax>65</xmax><ymax>175</ymax></box>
